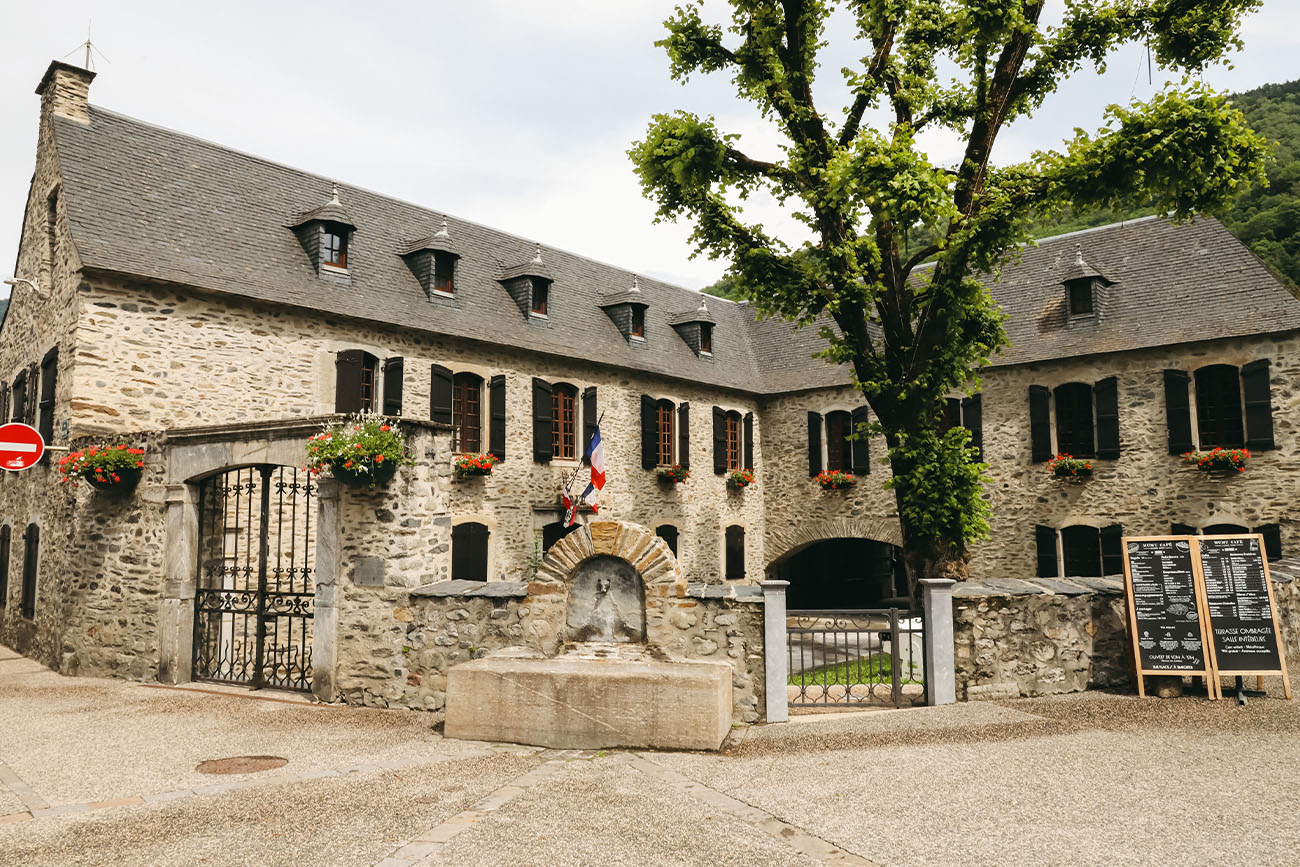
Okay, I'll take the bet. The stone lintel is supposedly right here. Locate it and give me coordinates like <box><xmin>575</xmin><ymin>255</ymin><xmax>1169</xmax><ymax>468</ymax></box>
<box><xmin>411</xmin><ymin>579</ymin><xmax>529</xmax><ymax>599</ymax></box>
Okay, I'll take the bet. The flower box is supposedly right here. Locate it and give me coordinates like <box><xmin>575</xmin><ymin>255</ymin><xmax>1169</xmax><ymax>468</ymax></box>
<box><xmin>1181</xmin><ymin>447</ymin><xmax>1250</xmax><ymax>474</ymax></box>
<box><xmin>816</xmin><ymin>470</ymin><xmax>855</xmax><ymax>491</ymax></box>
<box><xmin>454</xmin><ymin>452</ymin><xmax>499</xmax><ymax>479</ymax></box>
<box><xmin>1047</xmin><ymin>453</ymin><xmax>1093</xmax><ymax>480</ymax></box>
<box><xmin>306</xmin><ymin>415</ymin><xmax>412</xmax><ymax>488</ymax></box>
<box><xmin>657</xmin><ymin>464</ymin><xmax>690</xmax><ymax>485</ymax></box>
<box><xmin>58</xmin><ymin>444</ymin><xmax>146</xmax><ymax>493</ymax></box>
<box><xmin>727</xmin><ymin>468</ymin><xmax>755</xmax><ymax>489</ymax></box>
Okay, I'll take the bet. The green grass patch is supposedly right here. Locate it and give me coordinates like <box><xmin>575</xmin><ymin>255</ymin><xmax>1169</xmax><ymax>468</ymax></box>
<box><xmin>788</xmin><ymin>653</ymin><xmax>923</xmax><ymax>687</ymax></box>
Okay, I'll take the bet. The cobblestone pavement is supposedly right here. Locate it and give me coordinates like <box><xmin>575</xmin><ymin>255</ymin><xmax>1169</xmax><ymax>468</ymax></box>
<box><xmin>3</xmin><ymin>644</ymin><xmax>1299</xmax><ymax>866</ymax></box>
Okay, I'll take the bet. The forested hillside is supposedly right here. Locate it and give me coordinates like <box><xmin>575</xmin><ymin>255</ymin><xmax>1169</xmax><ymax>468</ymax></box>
<box><xmin>705</xmin><ymin>79</ymin><xmax>1300</xmax><ymax>298</ymax></box>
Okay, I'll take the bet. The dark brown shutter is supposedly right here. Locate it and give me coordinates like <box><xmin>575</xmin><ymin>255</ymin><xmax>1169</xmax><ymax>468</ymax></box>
<box><xmin>334</xmin><ymin>350</ymin><xmax>364</xmax><ymax>414</ymax></box>
<box><xmin>9</xmin><ymin>371</ymin><xmax>25</xmax><ymax>424</ymax></box>
<box><xmin>23</xmin><ymin>363</ymin><xmax>36</xmax><ymax>427</ymax></box>
<box><xmin>1241</xmin><ymin>359</ymin><xmax>1275</xmax><ymax>451</ymax></box>
<box><xmin>807</xmin><ymin>411</ymin><xmax>822</xmax><ymax>477</ymax></box>
<box><xmin>1093</xmin><ymin>377</ymin><xmax>1119</xmax><ymax>459</ymax></box>
<box><xmin>1171</xmin><ymin>523</ymin><xmax>1197</xmax><ymax>536</ymax></box>
<box><xmin>488</xmin><ymin>374</ymin><xmax>507</xmax><ymax>460</ymax></box>
<box><xmin>712</xmin><ymin>406</ymin><xmax>727</xmax><ymax>474</ymax></box>
<box><xmin>451</xmin><ymin>522</ymin><xmax>489</xmax><ymax>582</ymax></box>
<box><xmin>725</xmin><ymin>525</ymin><xmax>745</xmax><ymax>579</ymax></box>
<box><xmin>961</xmin><ymin>394</ymin><xmax>983</xmax><ymax>462</ymax></box>
<box><xmin>943</xmin><ymin>397</ymin><xmax>961</xmax><ymax>432</ymax></box>
<box><xmin>0</xmin><ymin>381</ymin><xmax>8</xmax><ymax>428</ymax></box>
<box><xmin>532</xmin><ymin>378</ymin><xmax>553</xmax><ymax>462</ymax></box>
<box><xmin>1029</xmin><ymin>386</ymin><xmax>1051</xmax><ymax>462</ymax></box>
<box><xmin>429</xmin><ymin>364</ymin><xmax>453</xmax><ymax>425</ymax></box>
<box><xmin>850</xmin><ymin>406</ymin><xmax>870</xmax><ymax>474</ymax></box>
<box><xmin>641</xmin><ymin>395</ymin><xmax>657</xmax><ymax>470</ymax></box>
<box><xmin>1100</xmin><ymin>524</ymin><xmax>1123</xmax><ymax>576</ymax></box>
<box><xmin>38</xmin><ymin>347</ymin><xmax>57</xmax><ymax>445</ymax></box>
<box><xmin>1254</xmin><ymin>524</ymin><xmax>1282</xmax><ymax>562</ymax></box>
<box><xmin>581</xmin><ymin>386</ymin><xmax>598</xmax><ymax>463</ymax></box>
<box><xmin>743</xmin><ymin>412</ymin><xmax>754</xmax><ymax>469</ymax></box>
<box><xmin>678</xmin><ymin>402</ymin><xmax>691</xmax><ymax>470</ymax></box>
<box><xmin>0</xmin><ymin>525</ymin><xmax>9</xmax><ymax>608</ymax></box>
<box><xmin>20</xmin><ymin>523</ymin><xmax>38</xmax><ymax>620</ymax></box>
<box><xmin>382</xmin><ymin>356</ymin><xmax>404</xmax><ymax>416</ymax></box>
<box><xmin>1163</xmin><ymin>369</ymin><xmax>1193</xmax><ymax>454</ymax></box>
<box><xmin>1035</xmin><ymin>525</ymin><xmax>1058</xmax><ymax>578</ymax></box>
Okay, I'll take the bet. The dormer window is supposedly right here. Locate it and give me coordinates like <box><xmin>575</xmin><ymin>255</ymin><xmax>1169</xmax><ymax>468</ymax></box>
<box><xmin>531</xmin><ymin>279</ymin><xmax>550</xmax><ymax>316</ymax></box>
<box><xmin>433</xmin><ymin>251</ymin><xmax>456</xmax><ymax>295</ymax></box>
<box><xmin>500</xmin><ymin>245</ymin><xmax>554</xmax><ymax>320</ymax></box>
<box><xmin>323</xmin><ymin>224</ymin><xmax>349</xmax><ymax>269</ymax></box>
<box><xmin>699</xmin><ymin>323</ymin><xmax>713</xmax><ymax>354</ymax></box>
<box><xmin>289</xmin><ymin>185</ymin><xmax>356</xmax><ymax>276</ymax></box>
<box><xmin>1068</xmin><ymin>279</ymin><xmax>1094</xmax><ymax>316</ymax></box>
<box><xmin>1060</xmin><ymin>245</ymin><xmax>1109</xmax><ymax>322</ymax></box>
<box><xmin>667</xmin><ymin>296</ymin><xmax>717</xmax><ymax>357</ymax></box>
<box><xmin>400</xmin><ymin>219</ymin><xmax>460</xmax><ymax>300</ymax></box>
<box><xmin>631</xmin><ymin>306</ymin><xmax>646</xmax><ymax>338</ymax></box>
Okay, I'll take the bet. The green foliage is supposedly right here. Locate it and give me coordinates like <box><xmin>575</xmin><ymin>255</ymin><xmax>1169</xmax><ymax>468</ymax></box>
<box><xmin>306</xmin><ymin>414</ymin><xmax>413</xmax><ymax>481</ymax></box>
<box><xmin>632</xmin><ymin>0</ymin><xmax>1267</xmax><ymax>581</ymax></box>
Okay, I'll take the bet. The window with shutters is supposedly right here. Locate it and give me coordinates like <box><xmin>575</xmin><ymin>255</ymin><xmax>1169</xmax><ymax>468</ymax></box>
<box><xmin>724</xmin><ymin>411</ymin><xmax>742</xmax><ymax>471</ymax></box>
<box><xmin>656</xmin><ymin>524</ymin><xmax>679</xmax><ymax>557</ymax></box>
<box><xmin>824</xmin><ymin>411</ymin><xmax>853</xmax><ymax>472</ymax></box>
<box><xmin>1037</xmin><ymin>524</ymin><xmax>1122</xmax><ymax>578</ymax></box>
<box><xmin>699</xmin><ymin>323</ymin><xmax>713</xmax><ymax>354</ymax></box>
<box><xmin>382</xmin><ymin>357</ymin><xmax>403</xmax><ymax>417</ymax></box>
<box><xmin>551</xmin><ymin>383</ymin><xmax>578</xmax><ymax>460</ymax></box>
<box><xmin>10</xmin><ymin>371</ymin><xmax>26</xmax><ymax>424</ymax></box>
<box><xmin>725</xmin><ymin>525</ymin><xmax>745</xmax><ymax>579</ymax></box>
<box><xmin>531</xmin><ymin>279</ymin><xmax>550</xmax><ymax>316</ymax></box>
<box><xmin>359</xmin><ymin>356</ymin><xmax>376</xmax><ymax>412</ymax></box>
<box><xmin>38</xmin><ymin>347</ymin><xmax>57</xmax><ymax>445</ymax></box>
<box><xmin>451</xmin><ymin>521</ymin><xmax>489</xmax><ymax>581</ymax></box>
<box><xmin>656</xmin><ymin>399</ymin><xmax>675</xmax><ymax>466</ymax></box>
<box><xmin>1194</xmin><ymin>364</ymin><xmax>1244</xmax><ymax>449</ymax></box>
<box><xmin>432</xmin><ymin>251</ymin><xmax>456</xmax><ymax>295</ymax></box>
<box><xmin>322</xmin><ymin>223</ymin><xmax>349</xmax><ymax>268</ymax></box>
<box><xmin>631</xmin><ymin>306</ymin><xmax>646</xmax><ymax>338</ymax></box>
<box><xmin>452</xmin><ymin>373</ymin><xmax>483</xmax><ymax>453</ymax></box>
<box><xmin>1054</xmin><ymin>383</ymin><xmax>1095</xmax><ymax>457</ymax></box>
<box><xmin>20</xmin><ymin>523</ymin><xmax>38</xmax><ymax>620</ymax></box>
<box><xmin>1060</xmin><ymin>525</ymin><xmax>1102</xmax><ymax>577</ymax></box>
<box><xmin>941</xmin><ymin>395</ymin><xmax>984</xmax><ymax>461</ymax></box>
<box><xmin>0</xmin><ymin>525</ymin><xmax>9</xmax><ymax>608</ymax></box>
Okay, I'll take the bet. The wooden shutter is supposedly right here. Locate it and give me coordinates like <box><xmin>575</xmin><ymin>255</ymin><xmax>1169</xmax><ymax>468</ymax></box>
<box><xmin>743</xmin><ymin>412</ymin><xmax>754</xmax><ymax>469</ymax></box>
<box><xmin>1241</xmin><ymin>359</ymin><xmax>1275</xmax><ymax>450</ymax></box>
<box><xmin>334</xmin><ymin>350</ymin><xmax>364</xmax><ymax>414</ymax></box>
<box><xmin>1035</xmin><ymin>525</ymin><xmax>1058</xmax><ymax>578</ymax></box>
<box><xmin>1254</xmin><ymin>523</ymin><xmax>1282</xmax><ymax>562</ymax></box>
<box><xmin>1171</xmin><ymin>523</ymin><xmax>1197</xmax><ymax>536</ymax></box>
<box><xmin>1029</xmin><ymin>386</ymin><xmax>1051</xmax><ymax>462</ymax></box>
<box><xmin>1162</xmin><ymin>369</ymin><xmax>1193</xmax><ymax>454</ymax></box>
<box><xmin>807</xmin><ymin>411</ymin><xmax>822</xmax><ymax>477</ymax></box>
<box><xmin>641</xmin><ymin>395</ymin><xmax>657</xmax><ymax>470</ymax></box>
<box><xmin>429</xmin><ymin>364</ymin><xmax>453</xmax><ymax>425</ymax></box>
<box><xmin>532</xmin><ymin>378</ymin><xmax>553</xmax><ymax>462</ymax></box>
<box><xmin>0</xmin><ymin>525</ymin><xmax>9</xmax><ymax>608</ymax></box>
<box><xmin>581</xmin><ymin>386</ymin><xmax>598</xmax><ymax>463</ymax></box>
<box><xmin>725</xmin><ymin>526</ymin><xmax>745</xmax><ymax>579</ymax></box>
<box><xmin>20</xmin><ymin>523</ymin><xmax>38</xmax><ymax>620</ymax></box>
<box><xmin>382</xmin><ymin>357</ymin><xmax>404</xmax><ymax>417</ymax></box>
<box><xmin>712</xmin><ymin>406</ymin><xmax>727</xmax><ymax>474</ymax></box>
<box><xmin>37</xmin><ymin>348</ymin><xmax>57</xmax><ymax>447</ymax></box>
<box><xmin>961</xmin><ymin>394</ymin><xmax>982</xmax><ymax>462</ymax></box>
<box><xmin>0</xmin><ymin>381</ymin><xmax>8</xmax><ymax>428</ymax></box>
<box><xmin>850</xmin><ymin>406</ymin><xmax>870</xmax><ymax>474</ymax></box>
<box><xmin>678</xmin><ymin>403</ymin><xmax>691</xmax><ymax>469</ymax></box>
<box><xmin>488</xmin><ymin>375</ymin><xmax>507</xmax><ymax>460</ymax></box>
<box><xmin>9</xmin><ymin>372</ymin><xmax>24</xmax><ymax>424</ymax></box>
<box><xmin>23</xmin><ymin>363</ymin><xmax>37</xmax><ymax>427</ymax></box>
<box><xmin>1100</xmin><ymin>524</ymin><xmax>1123</xmax><ymax>576</ymax></box>
<box><xmin>451</xmin><ymin>522</ymin><xmax>489</xmax><ymax>582</ymax></box>
<box><xmin>1092</xmin><ymin>377</ymin><xmax>1120</xmax><ymax>459</ymax></box>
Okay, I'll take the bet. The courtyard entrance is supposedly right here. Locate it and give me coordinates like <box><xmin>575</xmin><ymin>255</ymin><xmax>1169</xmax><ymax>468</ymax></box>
<box><xmin>191</xmin><ymin>465</ymin><xmax>316</xmax><ymax>692</ymax></box>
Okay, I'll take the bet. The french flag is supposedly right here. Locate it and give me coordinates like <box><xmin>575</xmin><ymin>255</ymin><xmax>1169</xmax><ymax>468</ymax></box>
<box><xmin>581</xmin><ymin>426</ymin><xmax>605</xmax><ymax>512</ymax></box>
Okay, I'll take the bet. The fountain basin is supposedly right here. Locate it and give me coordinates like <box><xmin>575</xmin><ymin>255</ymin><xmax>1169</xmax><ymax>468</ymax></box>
<box><xmin>444</xmin><ymin>648</ymin><xmax>732</xmax><ymax>751</ymax></box>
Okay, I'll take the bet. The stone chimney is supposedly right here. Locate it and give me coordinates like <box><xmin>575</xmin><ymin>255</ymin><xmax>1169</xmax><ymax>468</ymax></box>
<box><xmin>36</xmin><ymin>61</ymin><xmax>96</xmax><ymax>124</ymax></box>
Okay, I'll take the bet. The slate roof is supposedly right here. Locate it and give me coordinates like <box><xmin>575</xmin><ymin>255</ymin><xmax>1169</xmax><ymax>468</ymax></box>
<box><xmin>49</xmin><ymin>106</ymin><xmax>1300</xmax><ymax>396</ymax></box>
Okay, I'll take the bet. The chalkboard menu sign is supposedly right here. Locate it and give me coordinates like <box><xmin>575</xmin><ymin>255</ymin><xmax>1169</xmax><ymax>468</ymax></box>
<box><xmin>1199</xmin><ymin>536</ymin><xmax>1285</xmax><ymax>674</ymax></box>
<box><xmin>1122</xmin><ymin>538</ymin><xmax>1212</xmax><ymax>684</ymax></box>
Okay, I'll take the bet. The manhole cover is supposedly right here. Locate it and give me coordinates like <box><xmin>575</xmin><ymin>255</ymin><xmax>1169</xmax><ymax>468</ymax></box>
<box><xmin>196</xmin><ymin>755</ymin><xmax>289</xmax><ymax>775</ymax></box>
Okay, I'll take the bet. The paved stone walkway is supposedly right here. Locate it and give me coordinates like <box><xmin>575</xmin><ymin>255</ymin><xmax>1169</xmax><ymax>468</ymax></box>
<box><xmin>3</xmin><ymin>644</ymin><xmax>1300</xmax><ymax>865</ymax></box>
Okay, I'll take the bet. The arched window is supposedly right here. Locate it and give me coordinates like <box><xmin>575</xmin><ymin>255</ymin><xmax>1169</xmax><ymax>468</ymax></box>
<box><xmin>453</xmin><ymin>373</ymin><xmax>483</xmax><ymax>453</ymax></box>
<box><xmin>551</xmin><ymin>383</ymin><xmax>578</xmax><ymax>460</ymax></box>
<box><xmin>724</xmin><ymin>410</ymin><xmax>742</xmax><ymax>471</ymax></box>
<box><xmin>1195</xmin><ymin>364</ymin><xmax>1244</xmax><ymax>449</ymax></box>
<box><xmin>725</xmin><ymin>525</ymin><xmax>745</xmax><ymax>580</ymax></box>
<box><xmin>655</xmin><ymin>524</ymin><xmax>678</xmax><ymax>557</ymax></box>
<box><xmin>451</xmin><ymin>522</ymin><xmax>489</xmax><ymax>582</ymax></box>
<box><xmin>1053</xmin><ymin>382</ymin><xmax>1095</xmax><ymax>457</ymax></box>
<box><xmin>656</xmin><ymin>398</ymin><xmax>675</xmax><ymax>466</ymax></box>
<box><xmin>824</xmin><ymin>411</ymin><xmax>853</xmax><ymax>472</ymax></box>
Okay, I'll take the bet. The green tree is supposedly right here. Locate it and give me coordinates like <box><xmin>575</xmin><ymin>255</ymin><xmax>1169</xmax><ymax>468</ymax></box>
<box><xmin>631</xmin><ymin>0</ymin><xmax>1268</xmax><ymax>592</ymax></box>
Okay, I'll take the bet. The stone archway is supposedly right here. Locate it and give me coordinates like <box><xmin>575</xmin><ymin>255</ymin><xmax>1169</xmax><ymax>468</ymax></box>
<box><xmin>764</xmin><ymin>517</ymin><xmax>903</xmax><ymax>568</ymax></box>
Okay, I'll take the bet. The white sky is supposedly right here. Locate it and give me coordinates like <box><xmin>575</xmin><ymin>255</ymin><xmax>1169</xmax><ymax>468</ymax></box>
<box><xmin>2</xmin><ymin>1</ymin><xmax>1298</xmax><ymax>297</ymax></box>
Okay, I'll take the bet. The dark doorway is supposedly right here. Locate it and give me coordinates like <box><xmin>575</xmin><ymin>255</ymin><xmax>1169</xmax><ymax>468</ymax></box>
<box><xmin>772</xmin><ymin>538</ymin><xmax>906</xmax><ymax>609</ymax></box>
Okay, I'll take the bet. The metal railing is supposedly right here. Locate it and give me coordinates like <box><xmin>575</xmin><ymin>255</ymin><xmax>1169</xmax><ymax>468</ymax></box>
<box><xmin>787</xmin><ymin>608</ymin><xmax>925</xmax><ymax>708</ymax></box>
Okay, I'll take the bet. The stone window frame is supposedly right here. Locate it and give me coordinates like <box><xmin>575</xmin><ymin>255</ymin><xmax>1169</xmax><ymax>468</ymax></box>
<box><xmin>451</xmin><ymin>515</ymin><xmax>495</xmax><ymax>582</ymax></box>
<box><xmin>814</xmin><ymin>402</ymin><xmax>861</xmax><ymax>473</ymax></box>
<box><xmin>1191</xmin><ymin>363</ymin><xmax>1245</xmax><ymax>450</ymax></box>
<box><xmin>534</xmin><ymin>373</ymin><xmax>598</xmax><ymax>468</ymax></box>
<box><xmin>1039</xmin><ymin>519</ymin><xmax>1121</xmax><ymax>579</ymax></box>
<box><xmin>1033</xmin><ymin>378</ymin><xmax>1103</xmax><ymax>459</ymax></box>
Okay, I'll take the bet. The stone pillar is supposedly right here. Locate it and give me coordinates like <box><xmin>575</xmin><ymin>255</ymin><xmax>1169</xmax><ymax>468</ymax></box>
<box><xmin>921</xmin><ymin>578</ymin><xmax>957</xmax><ymax>706</ymax></box>
<box><xmin>760</xmin><ymin>580</ymin><xmax>789</xmax><ymax>723</ymax></box>
<box><xmin>312</xmin><ymin>478</ymin><xmax>341</xmax><ymax>702</ymax></box>
<box><xmin>158</xmin><ymin>483</ymin><xmax>198</xmax><ymax>684</ymax></box>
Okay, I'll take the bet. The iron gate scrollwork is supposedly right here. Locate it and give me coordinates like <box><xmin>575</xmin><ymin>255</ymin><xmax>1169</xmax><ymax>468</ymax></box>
<box><xmin>193</xmin><ymin>466</ymin><xmax>315</xmax><ymax>692</ymax></box>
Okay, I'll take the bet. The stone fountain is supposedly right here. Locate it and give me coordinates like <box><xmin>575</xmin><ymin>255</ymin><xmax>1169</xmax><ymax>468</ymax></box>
<box><xmin>444</xmin><ymin>520</ymin><xmax>733</xmax><ymax>751</ymax></box>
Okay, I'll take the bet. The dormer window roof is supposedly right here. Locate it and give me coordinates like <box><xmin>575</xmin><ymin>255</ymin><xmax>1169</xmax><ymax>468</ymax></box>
<box><xmin>600</xmin><ymin>275</ymin><xmax>650</xmax><ymax>343</ymax></box>
<box><xmin>500</xmin><ymin>245</ymin><xmax>553</xmax><ymax>320</ymax></box>
<box><xmin>668</xmin><ymin>295</ymin><xmax>718</xmax><ymax>357</ymax></box>
<box><xmin>400</xmin><ymin>217</ymin><xmax>460</xmax><ymax>299</ymax></box>
<box><xmin>1061</xmin><ymin>245</ymin><xmax>1111</xmax><ymax>320</ymax></box>
<box><xmin>289</xmin><ymin>184</ymin><xmax>357</xmax><ymax>275</ymax></box>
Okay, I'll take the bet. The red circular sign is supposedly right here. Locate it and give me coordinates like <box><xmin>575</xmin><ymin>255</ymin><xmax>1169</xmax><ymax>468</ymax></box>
<box><xmin>0</xmin><ymin>423</ymin><xmax>46</xmax><ymax>471</ymax></box>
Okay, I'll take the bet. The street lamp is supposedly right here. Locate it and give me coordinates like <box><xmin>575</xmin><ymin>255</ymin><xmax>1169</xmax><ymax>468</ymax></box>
<box><xmin>2</xmin><ymin>278</ymin><xmax>44</xmax><ymax>299</ymax></box>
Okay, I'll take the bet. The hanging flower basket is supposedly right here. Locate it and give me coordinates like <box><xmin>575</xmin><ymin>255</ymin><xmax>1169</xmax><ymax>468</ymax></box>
<box><xmin>453</xmin><ymin>452</ymin><xmax>499</xmax><ymax>479</ymax></box>
<box><xmin>727</xmin><ymin>468</ymin><xmax>755</xmax><ymax>489</ymax></box>
<box><xmin>1181</xmin><ymin>447</ymin><xmax>1250</xmax><ymax>474</ymax></box>
<box><xmin>1047</xmin><ymin>453</ymin><xmax>1093</xmax><ymax>480</ymax></box>
<box><xmin>816</xmin><ymin>470</ymin><xmax>855</xmax><ymax>491</ymax></box>
<box><xmin>306</xmin><ymin>414</ymin><xmax>412</xmax><ymax>488</ymax></box>
<box><xmin>58</xmin><ymin>444</ymin><xmax>146</xmax><ymax>492</ymax></box>
<box><xmin>657</xmin><ymin>464</ymin><xmax>690</xmax><ymax>485</ymax></box>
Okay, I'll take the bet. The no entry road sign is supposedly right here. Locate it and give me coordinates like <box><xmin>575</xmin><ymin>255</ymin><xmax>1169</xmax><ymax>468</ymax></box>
<box><xmin>0</xmin><ymin>423</ymin><xmax>45</xmax><ymax>471</ymax></box>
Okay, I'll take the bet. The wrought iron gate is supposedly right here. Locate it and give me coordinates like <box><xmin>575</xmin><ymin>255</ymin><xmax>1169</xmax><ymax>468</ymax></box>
<box><xmin>192</xmin><ymin>466</ymin><xmax>315</xmax><ymax>691</ymax></box>
<box><xmin>787</xmin><ymin>608</ymin><xmax>925</xmax><ymax>708</ymax></box>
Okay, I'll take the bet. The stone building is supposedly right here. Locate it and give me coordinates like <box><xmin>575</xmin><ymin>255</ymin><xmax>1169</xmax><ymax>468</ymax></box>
<box><xmin>1</xmin><ymin>61</ymin><xmax>1297</xmax><ymax>707</ymax></box>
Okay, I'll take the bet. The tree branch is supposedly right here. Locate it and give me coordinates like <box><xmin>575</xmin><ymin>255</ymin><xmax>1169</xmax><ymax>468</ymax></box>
<box><xmin>840</xmin><ymin>21</ymin><xmax>897</xmax><ymax>148</ymax></box>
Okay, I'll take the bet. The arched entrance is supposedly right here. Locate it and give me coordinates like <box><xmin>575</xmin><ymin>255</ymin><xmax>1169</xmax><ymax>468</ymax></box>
<box><xmin>770</xmin><ymin>538</ymin><xmax>907</xmax><ymax>609</ymax></box>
